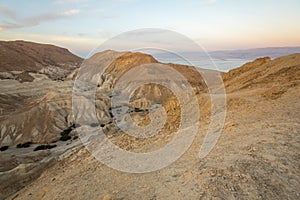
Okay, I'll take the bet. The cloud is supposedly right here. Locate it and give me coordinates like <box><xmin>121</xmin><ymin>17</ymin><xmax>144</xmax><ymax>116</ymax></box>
<box><xmin>199</xmin><ymin>0</ymin><xmax>216</xmax><ymax>6</ymax></box>
<box><xmin>0</xmin><ymin>5</ymin><xmax>17</xmax><ymax>20</ymax></box>
<box><xmin>53</xmin><ymin>0</ymin><xmax>89</xmax><ymax>4</ymax></box>
<box><xmin>60</xmin><ymin>9</ymin><xmax>81</xmax><ymax>16</ymax></box>
<box><xmin>0</xmin><ymin>7</ymin><xmax>80</xmax><ymax>30</ymax></box>
<box><xmin>97</xmin><ymin>29</ymin><xmax>113</xmax><ymax>38</ymax></box>
<box><xmin>77</xmin><ymin>33</ymin><xmax>86</xmax><ymax>37</ymax></box>
<box><xmin>207</xmin><ymin>0</ymin><xmax>216</xmax><ymax>4</ymax></box>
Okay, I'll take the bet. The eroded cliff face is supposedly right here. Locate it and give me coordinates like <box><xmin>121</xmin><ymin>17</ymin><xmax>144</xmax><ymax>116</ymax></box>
<box><xmin>0</xmin><ymin>49</ymin><xmax>209</xmax><ymax>199</ymax></box>
<box><xmin>0</xmin><ymin>50</ymin><xmax>206</xmax><ymax>147</ymax></box>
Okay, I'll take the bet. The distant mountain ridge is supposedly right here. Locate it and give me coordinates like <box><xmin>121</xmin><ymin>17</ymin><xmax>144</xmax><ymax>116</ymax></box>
<box><xmin>210</xmin><ymin>46</ymin><xmax>300</xmax><ymax>59</ymax></box>
<box><xmin>152</xmin><ymin>46</ymin><xmax>300</xmax><ymax>60</ymax></box>
<box><xmin>151</xmin><ymin>46</ymin><xmax>300</xmax><ymax>71</ymax></box>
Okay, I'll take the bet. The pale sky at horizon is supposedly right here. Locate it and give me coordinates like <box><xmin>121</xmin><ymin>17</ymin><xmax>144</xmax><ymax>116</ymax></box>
<box><xmin>0</xmin><ymin>0</ymin><xmax>299</xmax><ymax>57</ymax></box>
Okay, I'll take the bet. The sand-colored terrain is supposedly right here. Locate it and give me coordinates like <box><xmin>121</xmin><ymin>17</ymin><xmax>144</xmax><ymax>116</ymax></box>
<box><xmin>0</xmin><ymin>44</ymin><xmax>299</xmax><ymax>199</ymax></box>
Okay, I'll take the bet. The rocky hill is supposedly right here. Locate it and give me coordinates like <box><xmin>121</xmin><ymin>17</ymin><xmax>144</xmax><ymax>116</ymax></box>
<box><xmin>0</xmin><ymin>50</ymin><xmax>299</xmax><ymax>200</ymax></box>
<box><xmin>223</xmin><ymin>54</ymin><xmax>300</xmax><ymax>93</ymax></box>
<box><xmin>0</xmin><ymin>40</ymin><xmax>82</xmax><ymax>82</ymax></box>
<box><xmin>0</xmin><ymin>49</ymin><xmax>210</xmax><ymax>199</ymax></box>
<box><xmin>0</xmin><ymin>40</ymin><xmax>82</xmax><ymax>72</ymax></box>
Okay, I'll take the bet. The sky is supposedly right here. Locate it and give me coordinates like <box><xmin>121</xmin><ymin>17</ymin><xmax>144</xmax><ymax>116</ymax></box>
<box><xmin>0</xmin><ymin>0</ymin><xmax>299</xmax><ymax>57</ymax></box>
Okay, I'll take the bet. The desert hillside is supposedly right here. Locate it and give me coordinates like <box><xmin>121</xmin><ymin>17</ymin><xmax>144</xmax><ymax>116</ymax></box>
<box><xmin>0</xmin><ymin>48</ymin><xmax>208</xmax><ymax>199</ymax></box>
<box><xmin>0</xmin><ymin>41</ymin><xmax>82</xmax><ymax>82</ymax></box>
<box><xmin>0</xmin><ymin>50</ymin><xmax>299</xmax><ymax>200</ymax></box>
<box><xmin>223</xmin><ymin>54</ymin><xmax>300</xmax><ymax>93</ymax></box>
<box><xmin>0</xmin><ymin>40</ymin><xmax>82</xmax><ymax>72</ymax></box>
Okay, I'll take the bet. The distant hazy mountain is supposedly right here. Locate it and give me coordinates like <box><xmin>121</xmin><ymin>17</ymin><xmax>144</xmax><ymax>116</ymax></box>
<box><xmin>151</xmin><ymin>47</ymin><xmax>300</xmax><ymax>71</ymax></box>
<box><xmin>209</xmin><ymin>46</ymin><xmax>300</xmax><ymax>59</ymax></box>
<box><xmin>153</xmin><ymin>47</ymin><xmax>300</xmax><ymax>61</ymax></box>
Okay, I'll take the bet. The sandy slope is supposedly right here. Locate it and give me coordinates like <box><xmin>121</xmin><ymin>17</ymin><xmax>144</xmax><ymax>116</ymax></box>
<box><xmin>5</xmin><ymin>54</ymin><xmax>300</xmax><ymax>200</ymax></box>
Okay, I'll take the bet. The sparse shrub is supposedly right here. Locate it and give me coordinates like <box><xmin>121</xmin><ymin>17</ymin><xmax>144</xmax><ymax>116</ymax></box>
<box><xmin>134</xmin><ymin>107</ymin><xmax>143</xmax><ymax>112</ymax></box>
<box><xmin>61</xmin><ymin>125</ymin><xmax>74</xmax><ymax>135</ymax></box>
<box><xmin>0</xmin><ymin>146</ymin><xmax>9</xmax><ymax>151</ymax></box>
<box><xmin>59</xmin><ymin>124</ymin><xmax>75</xmax><ymax>141</ymax></box>
<box><xmin>33</xmin><ymin>144</ymin><xmax>57</xmax><ymax>151</ymax></box>
<box><xmin>90</xmin><ymin>123</ymin><xmax>99</xmax><ymax>127</ymax></box>
<box><xmin>16</xmin><ymin>142</ymin><xmax>32</xmax><ymax>148</ymax></box>
<box><xmin>60</xmin><ymin>134</ymin><xmax>72</xmax><ymax>141</ymax></box>
<box><xmin>73</xmin><ymin>135</ymin><xmax>79</xmax><ymax>140</ymax></box>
